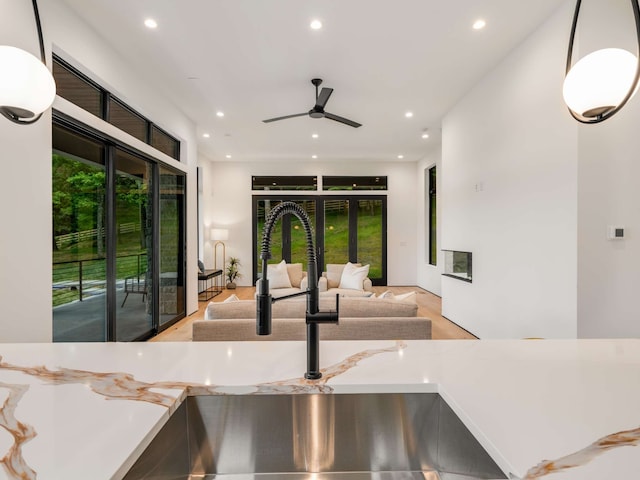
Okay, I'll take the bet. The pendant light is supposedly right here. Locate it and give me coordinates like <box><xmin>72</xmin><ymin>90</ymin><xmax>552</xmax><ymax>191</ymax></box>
<box><xmin>0</xmin><ymin>0</ymin><xmax>56</xmax><ymax>125</ymax></box>
<box><xmin>563</xmin><ymin>0</ymin><xmax>640</xmax><ymax>123</ymax></box>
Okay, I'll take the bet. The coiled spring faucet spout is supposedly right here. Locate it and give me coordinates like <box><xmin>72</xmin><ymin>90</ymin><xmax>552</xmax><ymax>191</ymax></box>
<box><xmin>256</xmin><ymin>202</ymin><xmax>339</xmax><ymax>380</ymax></box>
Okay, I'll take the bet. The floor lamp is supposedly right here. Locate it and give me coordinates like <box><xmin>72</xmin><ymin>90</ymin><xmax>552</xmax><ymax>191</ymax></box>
<box><xmin>211</xmin><ymin>228</ymin><xmax>228</xmax><ymax>271</ymax></box>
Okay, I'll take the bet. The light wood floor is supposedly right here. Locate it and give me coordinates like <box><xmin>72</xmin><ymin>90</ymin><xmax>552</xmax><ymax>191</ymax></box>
<box><xmin>151</xmin><ymin>286</ymin><xmax>476</xmax><ymax>342</ymax></box>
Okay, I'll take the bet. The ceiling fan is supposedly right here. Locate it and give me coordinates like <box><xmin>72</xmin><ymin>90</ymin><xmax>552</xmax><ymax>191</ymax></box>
<box><xmin>263</xmin><ymin>78</ymin><xmax>362</xmax><ymax>128</ymax></box>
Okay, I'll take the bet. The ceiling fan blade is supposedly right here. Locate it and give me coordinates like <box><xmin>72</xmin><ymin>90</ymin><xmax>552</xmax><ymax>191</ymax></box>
<box><xmin>315</xmin><ymin>87</ymin><xmax>333</xmax><ymax>109</ymax></box>
<box><xmin>324</xmin><ymin>112</ymin><xmax>362</xmax><ymax>128</ymax></box>
<box><xmin>262</xmin><ymin>113</ymin><xmax>308</xmax><ymax>123</ymax></box>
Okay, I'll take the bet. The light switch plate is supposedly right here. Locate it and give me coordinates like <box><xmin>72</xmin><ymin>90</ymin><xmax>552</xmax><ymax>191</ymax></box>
<box><xmin>607</xmin><ymin>226</ymin><xmax>625</xmax><ymax>240</ymax></box>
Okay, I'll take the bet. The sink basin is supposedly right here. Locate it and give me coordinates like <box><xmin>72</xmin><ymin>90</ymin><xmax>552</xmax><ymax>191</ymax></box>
<box><xmin>123</xmin><ymin>393</ymin><xmax>507</xmax><ymax>480</ymax></box>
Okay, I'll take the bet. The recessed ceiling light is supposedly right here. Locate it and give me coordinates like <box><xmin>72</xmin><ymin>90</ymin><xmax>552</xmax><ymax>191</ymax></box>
<box><xmin>216</xmin><ymin>111</ymin><xmax>225</xmax><ymax>117</ymax></box>
<box><xmin>421</xmin><ymin>133</ymin><xmax>430</xmax><ymax>139</ymax></box>
<box><xmin>312</xmin><ymin>133</ymin><xmax>319</xmax><ymax>139</ymax></box>
<box><xmin>312</xmin><ymin>155</ymin><xmax>318</xmax><ymax>159</ymax></box>
<box><xmin>397</xmin><ymin>155</ymin><xmax>404</xmax><ymax>159</ymax></box>
<box><xmin>202</xmin><ymin>133</ymin><xmax>210</xmax><ymax>138</ymax></box>
<box><xmin>144</xmin><ymin>18</ymin><xmax>158</xmax><ymax>29</ymax></box>
<box><xmin>473</xmin><ymin>19</ymin><xmax>486</xmax><ymax>30</ymax></box>
<box><xmin>310</xmin><ymin>19</ymin><xmax>322</xmax><ymax>30</ymax></box>
<box><xmin>225</xmin><ymin>154</ymin><xmax>232</xmax><ymax>159</ymax></box>
<box><xmin>405</xmin><ymin>111</ymin><xmax>413</xmax><ymax>118</ymax></box>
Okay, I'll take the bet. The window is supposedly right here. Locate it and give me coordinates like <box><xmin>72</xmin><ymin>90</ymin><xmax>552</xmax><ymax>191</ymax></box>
<box><xmin>252</xmin><ymin>176</ymin><xmax>317</xmax><ymax>191</ymax></box>
<box><xmin>108</xmin><ymin>98</ymin><xmax>147</xmax><ymax>143</ymax></box>
<box><xmin>52</xmin><ymin>55</ymin><xmax>181</xmax><ymax>161</ymax></box>
<box><xmin>323</xmin><ymin>176</ymin><xmax>387</xmax><ymax>191</ymax></box>
<box><xmin>253</xmin><ymin>195</ymin><xmax>387</xmax><ymax>285</ymax></box>
<box><xmin>151</xmin><ymin>125</ymin><xmax>180</xmax><ymax>159</ymax></box>
<box><xmin>427</xmin><ymin>166</ymin><xmax>437</xmax><ymax>265</ymax></box>
<box><xmin>52</xmin><ymin>59</ymin><xmax>102</xmax><ymax>117</ymax></box>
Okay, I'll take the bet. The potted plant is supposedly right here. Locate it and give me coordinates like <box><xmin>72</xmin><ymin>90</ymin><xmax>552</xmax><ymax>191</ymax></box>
<box><xmin>225</xmin><ymin>257</ymin><xmax>241</xmax><ymax>289</ymax></box>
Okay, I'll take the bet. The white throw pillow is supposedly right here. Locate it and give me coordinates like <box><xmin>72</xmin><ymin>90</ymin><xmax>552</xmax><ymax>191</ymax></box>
<box><xmin>267</xmin><ymin>260</ymin><xmax>292</xmax><ymax>289</ymax></box>
<box><xmin>338</xmin><ymin>262</ymin><xmax>370</xmax><ymax>290</ymax></box>
<box><xmin>376</xmin><ymin>291</ymin><xmax>417</xmax><ymax>304</ymax></box>
<box><xmin>222</xmin><ymin>294</ymin><xmax>239</xmax><ymax>303</ymax></box>
<box><xmin>394</xmin><ymin>291</ymin><xmax>417</xmax><ymax>304</ymax></box>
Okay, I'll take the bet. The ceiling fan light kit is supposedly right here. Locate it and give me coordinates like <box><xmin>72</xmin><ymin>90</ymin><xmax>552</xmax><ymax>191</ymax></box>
<box><xmin>0</xmin><ymin>0</ymin><xmax>56</xmax><ymax>125</ymax></box>
<box><xmin>563</xmin><ymin>0</ymin><xmax>640</xmax><ymax>123</ymax></box>
<box><xmin>263</xmin><ymin>78</ymin><xmax>362</xmax><ymax>128</ymax></box>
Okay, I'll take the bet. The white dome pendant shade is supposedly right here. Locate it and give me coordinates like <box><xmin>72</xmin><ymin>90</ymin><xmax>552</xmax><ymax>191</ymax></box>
<box><xmin>0</xmin><ymin>0</ymin><xmax>56</xmax><ymax>125</ymax></box>
<box><xmin>563</xmin><ymin>48</ymin><xmax>639</xmax><ymax>118</ymax></box>
<box><xmin>0</xmin><ymin>45</ymin><xmax>56</xmax><ymax>121</ymax></box>
<box><xmin>564</xmin><ymin>0</ymin><xmax>640</xmax><ymax>123</ymax></box>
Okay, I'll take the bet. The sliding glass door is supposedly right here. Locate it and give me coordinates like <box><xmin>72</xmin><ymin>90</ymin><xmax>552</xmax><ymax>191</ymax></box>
<box><xmin>52</xmin><ymin>125</ymin><xmax>107</xmax><ymax>341</ymax></box>
<box><xmin>114</xmin><ymin>149</ymin><xmax>154</xmax><ymax>341</ymax></box>
<box><xmin>52</xmin><ymin>120</ymin><xmax>186</xmax><ymax>342</ymax></box>
<box><xmin>356</xmin><ymin>199</ymin><xmax>384</xmax><ymax>279</ymax></box>
<box><xmin>158</xmin><ymin>168</ymin><xmax>186</xmax><ymax>326</ymax></box>
<box><xmin>252</xmin><ymin>195</ymin><xmax>387</xmax><ymax>285</ymax></box>
<box><xmin>323</xmin><ymin>199</ymin><xmax>350</xmax><ymax>265</ymax></box>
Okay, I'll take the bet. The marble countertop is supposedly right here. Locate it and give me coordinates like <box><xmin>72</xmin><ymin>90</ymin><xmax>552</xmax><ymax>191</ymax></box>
<box><xmin>0</xmin><ymin>339</ymin><xmax>638</xmax><ymax>479</ymax></box>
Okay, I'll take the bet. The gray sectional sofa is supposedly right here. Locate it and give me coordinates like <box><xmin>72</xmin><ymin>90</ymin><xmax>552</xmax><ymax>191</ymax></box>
<box><xmin>192</xmin><ymin>296</ymin><xmax>431</xmax><ymax>341</ymax></box>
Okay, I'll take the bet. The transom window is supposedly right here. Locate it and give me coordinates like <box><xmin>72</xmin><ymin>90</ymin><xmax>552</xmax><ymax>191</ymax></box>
<box><xmin>52</xmin><ymin>54</ymin><xmax>181</xmax><ymax>161</ymax></box>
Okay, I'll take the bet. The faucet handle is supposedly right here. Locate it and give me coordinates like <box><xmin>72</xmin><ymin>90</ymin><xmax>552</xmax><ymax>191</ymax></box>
<box><xmin>306</xmin><ymin>294</ymin><xmax>339</xmax><ymax>325</ymax></box>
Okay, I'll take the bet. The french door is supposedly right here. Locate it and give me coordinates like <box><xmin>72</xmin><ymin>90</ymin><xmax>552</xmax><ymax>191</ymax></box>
<box><xmin>252</xmin><ymin>195</ymin><xmax>387</xmax><ymax>285</ymax></box>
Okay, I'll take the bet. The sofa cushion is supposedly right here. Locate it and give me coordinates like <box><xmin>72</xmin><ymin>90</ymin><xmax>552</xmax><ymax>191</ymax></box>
<box><xmin>286</xmin><ymin>263</ymin><xmax>304</xmax><ymax>288</ymax></box>
<box><xmin>206</xmin><ymin>298</ymin><xmax>307</xmax><ymax>320</ymax></box>
<box><xmin>268</xmin><ymin>260</ymin><xmax>292</xmax><ymax>289</ymax></box>
<box><xmin>336</xmin><ymin>296</ymin><xmax>418</xmax><ymax>317</ymax></box>
<box><xmin>322</xmin><ymin>289</ymin><xmax>373</xmax><ymax>298</ymax></box>
<box><xmin>325</xmin><ymin>264</ymin><xmax>344</xmax><ymax>288</ymax></box>
<box><xmin>205</xmin><ymin>296</ymin><xmax>418</xmax><ymax>320</ymax></box>
<box><xmin>270</xmin><ymin>287</ymin><xmax>304</xmax><ymax>299</ymax></box>
<box><xmin>339</xmin><ymin>262</ymin><xmax>370</xmax><ymax>290</ymax></box>
<box><xmin>193</xmin><ymin>316</ymin><xmax>431</xmax><ymax>341</ymax></box>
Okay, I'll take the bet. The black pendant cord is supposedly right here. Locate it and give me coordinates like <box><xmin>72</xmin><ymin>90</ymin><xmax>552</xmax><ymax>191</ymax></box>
<box><xmin>32</xmin><ymin>0</ymin><xmax>47</xmax><ymax>64</ymax></box>
<box><xmin>1</xmin><ymin>0</ymin><xmax>48</xmax><ymax>125</ymax></box>
<box><xmin>566</xmin><ymin>0</ymin><xmax>640</xmax><ymax>124</ymax></box>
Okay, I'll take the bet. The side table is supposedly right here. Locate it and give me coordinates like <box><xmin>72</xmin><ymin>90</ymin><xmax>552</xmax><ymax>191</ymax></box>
<box><xmin>198</xmin><ymin>269</ymin><xmax>223</xmax><ymax>301</ymax></box>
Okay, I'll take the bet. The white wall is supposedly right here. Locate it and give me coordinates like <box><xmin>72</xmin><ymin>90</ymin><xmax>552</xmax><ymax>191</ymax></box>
<box><xmin>576</xmin><ymin>0</ymin><xmax>640</xmax><ymax>338</ymax></box>
<box><xmin>0</xmin><ymin>0</ymin><xmax>200</xmax><ymax>342</ymax></box>
<box><xmin>578</xmin><ymin>114</ymin><xmax>640</xmax><ymax>338</ymax></box>
<box><xmin>0</xmin><ymin>0</ymin><xmax>54</xmax><ymax>341</ymax></box>
<box><xmin>440</xmin><ymin>3</ymin><xmax>578</xmax><ymax>339</ymax></box>
<box><xmin>202</xmin><ymin>160</ymin><xmax>418</xmax><ymax>286</ymax></box>
<box><xmin>416</xmin><ymin>146</ymin><xmax>443</xmax><ymax>296</ymax></box>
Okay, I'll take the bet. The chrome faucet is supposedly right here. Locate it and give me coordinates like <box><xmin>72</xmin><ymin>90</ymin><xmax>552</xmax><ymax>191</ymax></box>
<box><xmin>256</xmin><ymin>202</ymin><xmax>339</xmax><ymax>380</ymax></box>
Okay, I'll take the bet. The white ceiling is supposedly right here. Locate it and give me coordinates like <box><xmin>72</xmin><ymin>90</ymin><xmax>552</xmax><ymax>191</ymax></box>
<box><xmin>60</xmin><ymin>0</ymin><xmax>567</xmax><ymax>163</ymax></box>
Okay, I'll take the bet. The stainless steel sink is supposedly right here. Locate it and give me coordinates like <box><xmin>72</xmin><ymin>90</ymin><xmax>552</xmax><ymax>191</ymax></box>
<box><xmin>123</xmin><ymin>393</ymin><xmax>507</xmax><ymax>480</ymax></box>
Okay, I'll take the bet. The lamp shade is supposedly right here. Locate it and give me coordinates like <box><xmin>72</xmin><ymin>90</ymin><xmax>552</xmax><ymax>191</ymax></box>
<box><xmin>0</xmin><ymin>45</ymin><xmax>56</xmax><ymax>119</ymax></box>
<box><xmin>563</xmin><ymin>48</ymin><xmax>638</xmax><ymax>118</ymax></box>
<box><xmin>211</xmin><ymin>228</ymin><xmax>229</xmax><ymax>241</ymax></box>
